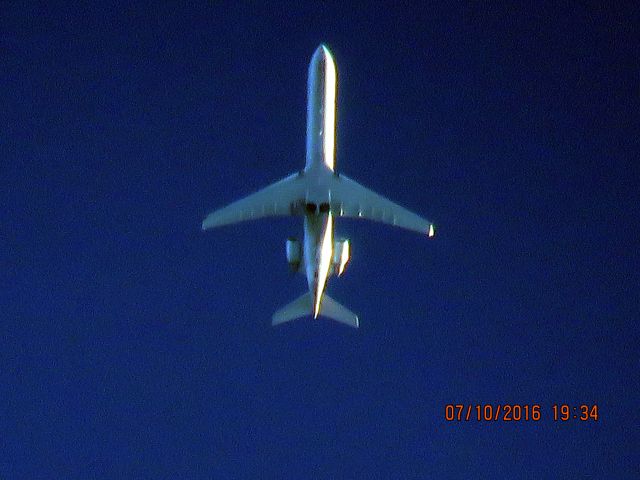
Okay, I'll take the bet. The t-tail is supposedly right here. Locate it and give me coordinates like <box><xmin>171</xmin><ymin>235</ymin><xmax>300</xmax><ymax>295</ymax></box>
<box><xmin>272</xmin><ymin>292</ymin><xmax>359</xmax><ymax>328</ymax></box>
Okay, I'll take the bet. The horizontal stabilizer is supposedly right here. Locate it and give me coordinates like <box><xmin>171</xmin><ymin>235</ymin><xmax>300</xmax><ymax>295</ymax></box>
<box><xmin>272</xmin><ymin>292</ymin><xmax>312</xmax><ymax>326</ymax></box>
<box><xmin>272</xmin><ymin>293</ymin><xmax>359</xmax><ymax>328</ymax></box>
<box><xmin>320</xmin><ymin>294</ymin><xmax>359</xmax><ymax>328</ymax></box>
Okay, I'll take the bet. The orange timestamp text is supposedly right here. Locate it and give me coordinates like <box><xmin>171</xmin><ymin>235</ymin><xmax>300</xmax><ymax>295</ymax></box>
<box><xmin>444</xmin><ymin>404</ymin><xmax>599</xmax><ymax>422</ymax></box>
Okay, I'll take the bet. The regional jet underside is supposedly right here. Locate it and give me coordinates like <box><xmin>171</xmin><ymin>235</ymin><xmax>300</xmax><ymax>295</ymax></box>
<box><xmin>202</xmin><ymin>45</ymin><xmax>435</xmax><ymax>327</ymax></box>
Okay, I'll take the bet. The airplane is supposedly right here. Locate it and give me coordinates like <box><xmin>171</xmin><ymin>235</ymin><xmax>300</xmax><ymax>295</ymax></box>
<box><xmin>202</xmin><ymin>44</ymin><xmax>435</xmax><ymax>328</ymax></box>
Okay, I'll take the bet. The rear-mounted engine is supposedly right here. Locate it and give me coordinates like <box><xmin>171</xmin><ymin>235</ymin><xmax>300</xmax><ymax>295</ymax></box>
<box><xmin>286</xmin><ymin>238</ymin><xmax>302</xmax><ymax>272</ymax></box>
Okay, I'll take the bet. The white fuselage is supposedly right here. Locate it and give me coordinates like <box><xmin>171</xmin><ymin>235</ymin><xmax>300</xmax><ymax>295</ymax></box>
<box><xmin>303</xmin><ymin>45</ymin><xmax>338</xmax><ymax>317</ymax></box>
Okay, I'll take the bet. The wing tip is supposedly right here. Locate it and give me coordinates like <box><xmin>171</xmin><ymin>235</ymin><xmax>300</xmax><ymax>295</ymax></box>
<box><xmin>202</xmin><ymin>217</ymin><xmax>213</xmax><ymax>230</ymax></box>
<box><xmin>202</xmin><ymin>215</ymin><xmax>221</xmax><ymax>231</ymax></box>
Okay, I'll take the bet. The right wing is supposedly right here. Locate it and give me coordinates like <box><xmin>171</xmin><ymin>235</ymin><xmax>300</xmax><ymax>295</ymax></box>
<box><xmin>329</xmin><ymin>174</ymin><xmax>435</xmax><ymax>236</ymax></box>
<box><xmin>202</xmin><ymin>172</ymin><xmax>305</xmax><ymax>230</ymax></box>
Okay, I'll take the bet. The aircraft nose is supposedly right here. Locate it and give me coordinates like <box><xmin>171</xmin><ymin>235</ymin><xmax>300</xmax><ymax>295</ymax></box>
<box><xmin>311</xmin><ymin>44</ymin><xmax>332</xmax><ymax>66</ymax></box>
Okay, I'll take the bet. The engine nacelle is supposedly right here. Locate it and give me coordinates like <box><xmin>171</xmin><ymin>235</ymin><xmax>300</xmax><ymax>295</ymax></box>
<box><xmin>332</xmin><ymin>239</ymin><xmax>350</xmax><ymax>276</ymax></box>
<box><xmin>286</xmin><ymin>238</ymin><xmax>302</xmax><ymax>271</ymax></box>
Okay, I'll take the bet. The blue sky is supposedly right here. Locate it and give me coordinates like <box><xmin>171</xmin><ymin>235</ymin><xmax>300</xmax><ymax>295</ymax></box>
<box><xmin>2</xmin><ymin>1</ymin><xmax>638</xmax><ymax>478</ymax></box>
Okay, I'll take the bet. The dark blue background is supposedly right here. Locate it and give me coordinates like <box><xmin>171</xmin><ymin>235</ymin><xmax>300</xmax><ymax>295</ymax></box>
<box><xmin>2</xmin><ymin>1</ymin><xmax>638</xmax><ymax>478</ymax></box>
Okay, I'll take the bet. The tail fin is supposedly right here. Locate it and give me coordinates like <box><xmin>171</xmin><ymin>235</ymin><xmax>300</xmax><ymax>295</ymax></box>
<box><xmin>272</xmin><ymin>292</ymin><xmax>359</xmax><ymax>328</ymax></box>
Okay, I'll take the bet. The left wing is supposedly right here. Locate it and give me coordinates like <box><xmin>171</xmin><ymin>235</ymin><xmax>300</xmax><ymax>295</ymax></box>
<box><xmin>202</xmin><ymin>172</ymin><xmax>305</xmax><ymax>230</ymax></box>
<box><xmin>329</xmin><ymin>174</ymin><xmax>435</xmax><ymax>236</ymax></box>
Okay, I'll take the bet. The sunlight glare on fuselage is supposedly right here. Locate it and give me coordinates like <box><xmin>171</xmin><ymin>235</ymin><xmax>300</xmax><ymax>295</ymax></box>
<box><xmin>322</xmin><ymin>46</ymin><xmax>336</xmax><ymax>171</ymax></box>
<box><xmin>314</xmin><ymin>211</ymin><xmax>334</xmax><ymax>317</ymax></box>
